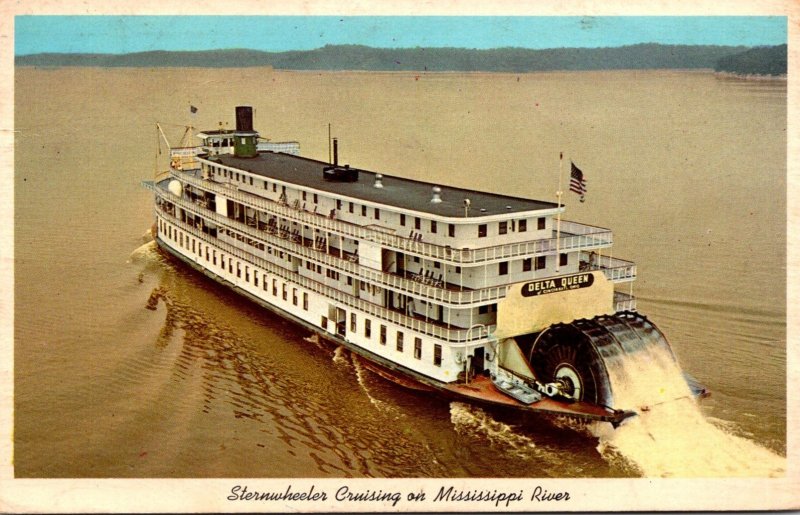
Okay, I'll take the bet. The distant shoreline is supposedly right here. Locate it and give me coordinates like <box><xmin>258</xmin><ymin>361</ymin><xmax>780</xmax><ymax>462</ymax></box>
<box><xmin>13</xmin><ymin>43</ymin><xmax>787</xmax><ymax>76</ymax></box>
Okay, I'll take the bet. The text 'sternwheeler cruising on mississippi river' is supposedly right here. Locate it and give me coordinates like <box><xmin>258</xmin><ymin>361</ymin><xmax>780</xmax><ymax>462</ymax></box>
<box><xmin>143</xmin><ymin>106</ymin><xmax>707</xmax><ymax>426</ymax></box>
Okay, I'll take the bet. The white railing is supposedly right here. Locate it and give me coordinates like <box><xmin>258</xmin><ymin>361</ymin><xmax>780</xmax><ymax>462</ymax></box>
<box><xmin>581</xmin><ymin>251</ymin><xmax>637</xmax><ymax>283</ymax></box>
<box><xmin>614</xmin><ymin>291</ymin><xmax>637</xmax><ymax>312</ymax></box>
<box><xmin>174</xmin><ymin>171</ymin><xmax>613</xmax><ymax>265</ymax></box>
<box><xmin>155</xmin><ymin>205</ymin><xmax>494</xmax><ymax>344</ymax></box>
<box><xmin>162</xmin><ymin>185</ymin><xmax>511</xmax><ymax>307</ymax></box>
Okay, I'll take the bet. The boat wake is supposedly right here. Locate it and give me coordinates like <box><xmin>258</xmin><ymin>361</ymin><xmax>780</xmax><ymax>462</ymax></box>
<box><xmin>590</xmin><ymin>344</ymin><xmax>785</xmax><ymax>477</ymax></box>
<box><xmin>350</xmin><ymin>356</ymin><xmax>400</xmax><ymax>416</ymax></box>
<box><xmin>449</xmin><ymin>402</ymin><xmax>540</xmax><ymax>460</ymax></box>
<box><xmin>128</xmin><ymin>240</ymin><xmax>158</xmax><ymax>263</ymax></box>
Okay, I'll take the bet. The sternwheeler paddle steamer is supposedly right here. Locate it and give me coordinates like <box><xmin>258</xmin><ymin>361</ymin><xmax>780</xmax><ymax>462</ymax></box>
<box><xmin>143</xmin><ymin>106</ymin><xmax>706</xmax><ymax>426</ymax></box>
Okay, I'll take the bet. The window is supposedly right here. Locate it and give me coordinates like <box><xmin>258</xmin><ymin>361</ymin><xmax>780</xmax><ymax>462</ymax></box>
<box><xmin>519</xmin><ymin>219</ymin><xmax>527</xmax><ymax>232</ymax></box>
<box><xmin>535</xmin><ymin>256</ymin><xmax>546</xmax><ymax>270</ymax></box>
<box><xmin>245</xmin><ymin>266</ymin><xmax>250</xmax><ymax>281</ymax></box>
<box><xmin>380</xmin><ymin>325</ymin><xmax>387</xmax><ymax>345</ymax></box>
<box><xmin>374</xmin><ymin>208</ymin><xmax>380</xmax><ymax>220</ymax></box>
<box><xmin>313</xmin><ymin>193</ymin><xmax>318</xmax><ymax>203</ymax></box>
<box><xmin>236</xmin><ymin>173</ymin><xmax>240</xmax><ymax>181</ymax></box>
<box><xmin>560</xmin><ymin>253</ymin><xmax>568</xmax><ymax>267</ymax></box>
<box><xmin>414</xmin><ymin>338</ymin><xmax>422</xmax><ymax>359</ymax></box>
<box><xmin>293</xmin><ymin>288</ymin><xmax>298</xmax><ymax>306</ymax></box>
<box><xmin>349</xmin><ymin>202</ymin><xmax>354</xmax><ymax>213</ymax></box>
<box><xmin>478</xmin><ymin>224</ymin><xmax>487</xmax><ymax>238</ymax></box>
<box><xmin>455</xmin><ymin>266</ymin><xmax>461</xmax><ymax>274</ymax></box>
<box><xmin>362</xmin><ymin>205</ymin><xmax>367</xmax><ymax>216</ymax></box>
<box><xmin>273</xmin><ymin>183</ymin><xmax>277</xmax><ymax>192</ymax></box>
<box><xmin>499</xmin><ymin>221</ymin><xmax>508</xmax><ymax>235</ymax></box>
<box><xmin>350</xmin><ymin>313</ymin><xmax>357</xmax><ymax>332</ymax></box>
<box><xmin>302</xmin><ymin>191</ymin><xmax>307</xmax><ymax>201</ymax></box>
<box><xmin>273</xmin><ymin>279</ymin><xmax>278</xmax><ymax>296</ymax></box>
<box><xmin>263</xmin><ymin>274</ymin><xmax>268</xmax><ymax>290</ymax></box>
<box><xmin>321</xmin><ymin>316</ymin><xmax>328</xmax><ymax>330</ymax></box>
<box><xmin>449</xmin><ymin>224</ymin><xmax>455</xmax><ymax>237</ymax></box>
<box><xmin>431</xmin><ymin>220</ymin><xmax>437</xmax><ymax>234</ymax></box>
<box><xmin>396</xmin><ymin>332</ymin><xmax>404</xmax><ymax>352</ymax></box>
<box><xmin>365</xmin><ymin>319</ymin><xmax>372</xmax><ymax>338</ymax></box>
<box><xmin>523</xmin><ymin>258</ymin><xmax>532</xmax><ymax>272</ymax></box>
<box><xmin>282</xmin><ymin>283</ymin><xmax>288</xmax><ymax>301</ymax></box>
<box><xmin>264</xmin><ymin>180</ymin><xmax>269</xmax><ymax>190</ymax></box>
<box><xmin>249</xmin><ymin>177</ymin><xmax>253</xmax><ymax>185</ymax></box>
<box><xmin>415</xmin><ymin>217</ymin><xmax>421</xmax><ymax>230</ymax></box>
<box><xmin>434</xmin><ymin>344</ymin><xmax>442</xmax><ymax>366</ymax></box>
<box><xmin>499</xmin><ymin>262</ymin><xmax>508</xmax><ymax>275</ymax></box>
<box><xmin>537</xmin><ymin>217</ymin><xmax>545</xmax><ymax>230</ymax></box>
<box><xmin>303</xmin><ymin>292</ymin><xmax>309</xmax><ymax>310</ymax></box>
<box><xmin>400</xmin><ymin>214</ymin><xmax>406</xmax><ymax>226</ymax></box>
<box><xmin>336</xmin><ymin>199</ymin><xmax>342</xmax><ymax>210</ymax></box>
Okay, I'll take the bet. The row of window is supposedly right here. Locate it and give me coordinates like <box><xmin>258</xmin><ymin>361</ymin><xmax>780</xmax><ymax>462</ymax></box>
<box><xmin>164</xmin><ymin>217</ymin><xmax>446</xmax><ymax>369</ymax></box>
<box><xmin>329</xmin><ymin>312</ymin><xmax>443</xmax><ymax>366</ymax></box>
<box><xmin>161</xmin><ymin>219</ymin><xmax>310</xmax><ymax>311</ymax></box>
<box><xmin>204</xmin><ymin>165</ymin><xmax>547</xmax><ymax>242</ymax></box>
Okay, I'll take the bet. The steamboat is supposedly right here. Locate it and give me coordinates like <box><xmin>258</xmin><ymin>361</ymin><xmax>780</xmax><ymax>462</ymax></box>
<box><xmin>143</xmin><ymin>106</ymin><xmax>706</xmax><ymax>426</ymax></box>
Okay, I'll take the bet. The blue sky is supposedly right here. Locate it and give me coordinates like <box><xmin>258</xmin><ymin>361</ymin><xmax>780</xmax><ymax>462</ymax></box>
<box><xmin>15</xmin><ymin>16</ymin><xmax>787</xmax><ymax>55</ymax></box>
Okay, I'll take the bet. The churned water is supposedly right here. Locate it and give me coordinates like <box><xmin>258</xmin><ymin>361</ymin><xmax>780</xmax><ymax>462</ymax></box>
<box><xmin>14</xmin><ymin>67</ymin><xmax>786</xmax><ymax>477</ymax></box>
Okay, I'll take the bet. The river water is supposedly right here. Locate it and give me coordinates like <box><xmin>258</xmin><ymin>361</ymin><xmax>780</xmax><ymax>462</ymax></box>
<box><xmin>14</xmin><ymin>67</ymin><xmax>786</xmax><ymax>478</ymax></box>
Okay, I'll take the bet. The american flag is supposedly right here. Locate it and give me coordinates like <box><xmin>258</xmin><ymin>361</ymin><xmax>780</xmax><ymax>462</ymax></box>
<box><xmin>570</xmin><ymin>162</ymin><xmax>587</xmax><ymax>202</ymax></box>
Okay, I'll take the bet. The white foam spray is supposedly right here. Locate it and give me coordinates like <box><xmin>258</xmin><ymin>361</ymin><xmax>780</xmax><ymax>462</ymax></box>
<box><xmin>450</xmin><ymin>402</ymin><xmax>539</xmax><ymax>460</ymax></box>
<box><xmin>591</xmin><ymin>344</ymin><xmax>785</xmax><ymax>477</ymax></box>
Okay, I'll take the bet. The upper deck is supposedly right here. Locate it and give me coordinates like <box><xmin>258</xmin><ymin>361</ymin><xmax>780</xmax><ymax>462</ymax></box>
<box><xmin>208</xmin><ymin>151</ymin><xmax>558</xmax><ymax>220</ymax></box>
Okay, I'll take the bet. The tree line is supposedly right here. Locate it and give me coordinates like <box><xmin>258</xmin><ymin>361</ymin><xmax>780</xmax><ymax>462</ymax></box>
<box><xmin>16</xmin><ymin>43</ymin><xmax>786</xmax><ymax>75</ymax></box>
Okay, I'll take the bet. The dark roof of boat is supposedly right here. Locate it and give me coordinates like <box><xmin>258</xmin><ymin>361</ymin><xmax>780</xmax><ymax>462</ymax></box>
<box><xmin>209</xmin><ymin>151</ymin><xmax>557</xmax><ymax>218</ymax></box>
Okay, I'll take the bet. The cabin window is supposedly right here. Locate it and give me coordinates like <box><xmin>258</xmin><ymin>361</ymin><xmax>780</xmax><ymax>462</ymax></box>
<box><xmin>245</xmin><ymin>266</ymin><xmax>249</xmax><ymax>281</ymax></box>
<box><xmin>350</xmin><ymin>313</ymin><xmax>357</xmax><ymax>332</ymax></box>
<box><xmin>303</xmin><ymin>191</ymin><xmax>307</xmax><ymax>201</ymax></box>
<box><xmin>282</xmin><ymin>283</ymin><xmax>288</xmax><ymax>301</ymax></box>
<box><xmin>400</xmin><ymin>214</ymin><xmax>406</xmax><ymax>226</ymax></box>
<box><xmin>396</xmin><ymin>332</ymin><xmax>404</xmax><ymax>352</ymax></box>
<box><xmin>449</xmin><ymin>224</ymin><xmax>455</xmax><ymax>237</ymax></box>
<box><xmin>414</xmin><ymin>338</ymin><xmax>422</xmax><ymax>360</ymax></box>
<box><xmin>336</xmin><ymin>199</ymin><xmax>342</xmax><ymax>210</ymax></box>
<box><xmin>273</xmin><ymin>183</ymin><xmax>277</xmax><ymax>192</ymax></box>
<box><xmin>519</xmin><ymin>219</ymin><xmax>527</xmax><ymax>232</ymax></box>
<box><xmin>430</xmin><ymin>220</ymin><xmax>437</xmax><ymax>234</ymax></box>
<box><xmin>374</xmin><ymin>208</ymin><xmax>380</xmax><ymax>220</ymax></box>
<box><xmin>303</xmin><ymin>292</ymin><xmax>309</xmax><ymax>310</ymax></box>
<box><xmin>415</xmin><ymin>217</ymin><xmax>421</xmax><ymax>230</ymax></box>
<box><xmin>313</xmin><ymin>193</ymin><xmax>318</xmax><ymax>203</ymax></box>
<box><xmin>380</xmin><ymin>325</ymin><xmax>387</xmax><ymax>345</ymax></box>
<box><xmin>362</xmin><ymin>205</ymin><xmax>367</xmax><ymax>216</ymax></box>
<box><xmin>321</xmin><ymin>316</ymin><xmax>328</xmax><ymax>330</ymax></box>
<box><xmin>434</xmin><ymin>345</ymin><xmax>442</xmax><ymax>366</ymax></box>
<box><xmin>499</xmin><ymin>221</ymin><xmax>508</xmax><ymax>235</ymax></box>
<box><xmin>536</xmin><ymin>256</ymin><xmax>546</xmax><ymax>270</ymax></box>
<box><xmin>523</xmin><ymin>258</ymin><xmax>532</xmax><ymax>272</ymax></box>
<box><xmin>499</xmin><ymin>262</ymin><xmax>508</xmax><ymax>275</ymax></box>
<box><xmin>478</xmin><ymin>224</ymin><xmax>487</xmax><ymax>238</ymax></box>
<box><xmin>249</xmin><ymin>177</ymin><xmax>253</xmax><ymax>186</ymax></box>
<box><xmin>254</xmin><ymin>273</ymin><xmax>258</xmax><ymax>287</ymax></box>
<box><xmin>264</xmin><ymin>180</ymin><xmax>268</xmax><ymax>190</ymax></box>
<box><xmin>236</xmin><ymin>173</ymin><xmax>240</xmax><ymax>181</ymax></box>
<box><xmin>273</xmin><ymin>279</ymin><xmax>278</xmax><ymax>296</ymax></box>
<box><xmin>560</xmin><ymin>253</ymin><xmax>568</xmax><ymax>267</ymax></box>
<box><xmin>364</xmin><ymin>319</ymin><xmax>372</xmax><ymax>339</ymax></box>
<box><xmin>263</xmin><ymin>274</ymin><xmax>268</xmax><ymax>290</ymax></box>
<box><xmin>293</xmin><ymin>288</ymin><xmax>298</xmax><ymax>306</ymax></box>
<box><xmin>349</xmin><ymin>202</ymin><xmax>354</xmax><ymax>213</ymax></box>
<box><xmin>537</xmin><ymin>217</ymin><xmax>545</xmax><ymax>230</ymax></box>
<box><xmin>455</xmin><ymin>266</ymin><xmax>461</xmax><ymax>274</ymax></box>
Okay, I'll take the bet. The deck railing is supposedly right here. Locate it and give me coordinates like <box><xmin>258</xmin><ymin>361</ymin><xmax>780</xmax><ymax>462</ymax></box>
<box><xmin>614</xmin><ymin>291</ymin><xmax>637</xmax><ymax>312</ymax></box>
<box><xmin>151</xmin><ymin>200</ymin><xmax>494</xmax><ymax>343</ymax></box>
<box><xmin>159</xmin><ymin>184</ymin><xmax>512</xmax><ymax>307</ymax></box>
<box><xmin>581</xmin><ymin>251</ymin><xmax>637</xmax><ymax>282</ymax></box>
<box><xmin>173</xmin><ymin>171</ymin><xmax>614</xmax><ymax>265</ymax></box>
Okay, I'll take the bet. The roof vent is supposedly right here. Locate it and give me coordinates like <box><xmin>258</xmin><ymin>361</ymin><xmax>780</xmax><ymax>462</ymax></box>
<box><xmin>374</xmin><ymin>174</ymin><xmax>384</xmax><ymax>188</ymax></box>
<box><xmin>506</xmin><ymin>205</ymin><xmax>512</xmax><ymax>210</ymax></box>
<box><xmin>431</xmin><ymin>186</ymin><xmax>442</xmax><ymax>203</ymax></box>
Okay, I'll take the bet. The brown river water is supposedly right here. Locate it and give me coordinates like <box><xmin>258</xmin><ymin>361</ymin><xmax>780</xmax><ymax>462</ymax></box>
<box><xmin>14</xmin><ymin>67</ymin><xmax>786</xmax><ymax>478</ymax></box>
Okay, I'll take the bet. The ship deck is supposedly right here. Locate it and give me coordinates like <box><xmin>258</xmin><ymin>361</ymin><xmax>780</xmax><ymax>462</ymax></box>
<box><xmin>209</xmin><ymin>151</ymin><xmax>558</xmax><ymax>218</ymax></box>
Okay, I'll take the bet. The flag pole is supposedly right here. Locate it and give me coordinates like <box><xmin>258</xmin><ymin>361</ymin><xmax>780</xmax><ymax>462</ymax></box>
<box><xmin>556</xmin><ymin>152</ymin><xmax>563</xmax><ymax>273</ymax></box>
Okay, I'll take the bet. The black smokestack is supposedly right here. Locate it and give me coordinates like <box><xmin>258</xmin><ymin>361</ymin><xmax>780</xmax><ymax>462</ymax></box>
<box><xmin>333</xmin><ymin>138</ymin><xmax>339</xmax><ymax>166</ymax></box>
<box><xmin>235</xmin><ymin>106</ymin><xmax>253</xmax><ymax>132</ymax></box>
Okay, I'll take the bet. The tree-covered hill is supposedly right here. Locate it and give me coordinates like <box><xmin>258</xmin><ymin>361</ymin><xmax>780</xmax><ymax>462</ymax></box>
<box><xmin>714</xmin><ymin>44</ymin><xmax>787</xmax><ymax>76</ymax></box>
<box><xmin>16</xmin><ymin>43</ymin><xmax>758</xmax><ymax>72</ymax></box>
